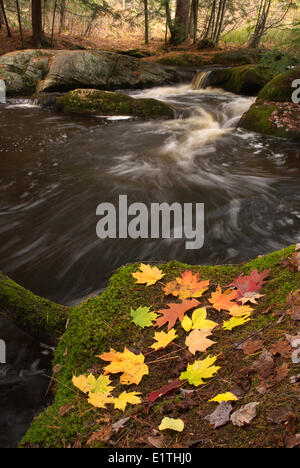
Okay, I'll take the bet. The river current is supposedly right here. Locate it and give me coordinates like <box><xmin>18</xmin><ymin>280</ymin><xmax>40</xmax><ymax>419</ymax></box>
<box><xmin>0</xmin><ymin>76</ymin><xmax>300</xmax><ymax>446</ymax></box>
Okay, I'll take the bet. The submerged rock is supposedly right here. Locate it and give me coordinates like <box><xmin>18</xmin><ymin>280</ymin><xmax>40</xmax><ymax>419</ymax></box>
<box><xmin>240</xmin><ymin>67</ymin><xmax>300</xmax><ymax>140</ymax></box>
<box><xmin>55</xmin><ymin>88</ymin><xmax>175</xmax><ymax>119</ymax></box>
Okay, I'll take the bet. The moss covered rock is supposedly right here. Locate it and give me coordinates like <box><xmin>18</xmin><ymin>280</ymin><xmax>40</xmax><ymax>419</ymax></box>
<box><xmin>258</xmin><ymin>66</ymin><xmax>300</xmax><ymax>102</ymax></box>
<box><xmin>55</xmin><ymin>89</ymin><xmax>175</xmax><ymax>119</ymax></box>
<box><xmin>0</xmin><ymin>271</ymin><xmax>68</xmax><ymax>345</ymax></box>
<box><xmin>18</xmin><ymin>246</ymin><xmax>300</xmax><ymax>448</ymax></box>
<box><xmin>204</xmin><ymin>65</ymin><xmax>274</xmax><ymax>95</ymax></box>
<box><xmin>212</xmin><ymin>48</ymin><xmax>263</xmax><ymax>66</ymax></box>
<box><xmin>240</xmin><ymin>67</ymin><xmax>300</xmax><ymax>140</ymax></box>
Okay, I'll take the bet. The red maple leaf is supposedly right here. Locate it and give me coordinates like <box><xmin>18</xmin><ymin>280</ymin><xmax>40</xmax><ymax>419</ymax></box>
<box><xmin>156</xmin><ymin>298</ymin><xmax>200</xmax><ymax>330</ymax></box>
<box><xmin>146</xmin><ymin>379</ymin><xmax>182</xmax><ymax>403</ymax></box>
<box><xmin>231</xmin><ymin>269</ymin><xmax>270</xmax><ymax>300</ymax></box>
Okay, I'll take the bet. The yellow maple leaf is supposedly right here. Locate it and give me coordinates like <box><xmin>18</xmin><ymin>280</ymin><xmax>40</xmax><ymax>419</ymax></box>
<box><xmin>181</xmin><ymin>315</ymin><xmax>193</xmax><ymax>332</ymax></box>
<box><xmin>72</xmin><ymin>374</ymin><xmax>114</xmax><ymax>394</ymax></box>
<box><xmin>223</xmin><ymin>314</ymin><xmax>251</xmax><ymax>331</ymax></box>
<box><xmin>132</xmin><ymin>263</ymin><xmax>165</xmax><ymax>286</ymax></box>
<box><xmin>98</xmin><ymin>347</ymin><xmax>149</xmax><ymax>386</ymax></box>
<box><xmin>229</xmin><ymin>304</ymin><xmax>254</xmax><ymax>317</ymax></box>
<box><xmin>159</xmin><ymin>417</ymin><xmax>184</xmax><ymax>432</ymax></box>
<box><xmin>185</xmin><ymin>329</ymin><xmax>216</xmax><ymax>355</ymax></box>
<box><xmin>180</xmin><ymin>355</ymin><xmax>220</xmax><ymax>386</ymax></box>
<box><xmin>191</xmin><ymin>308</ymin><xmax>218</xmax><ymax>331</ymax></box>
<box><xmin>209</xmin><ymin>392</ymin><xmax>239</xmax><ymax>403</ymax></box>
<box><xmin>150</xmin><ymin>329</ymin><xmax>177</xmax><ymax>351</ymax></box>
<box><xmin>113</xmin><ymin>391</ymin><xmax>141</xmax><ymax>411</ymax></box>
<box><xmin>88</xmin><ymin>392</ymin><xmax>115</xmax><ymax>409</ymax></box>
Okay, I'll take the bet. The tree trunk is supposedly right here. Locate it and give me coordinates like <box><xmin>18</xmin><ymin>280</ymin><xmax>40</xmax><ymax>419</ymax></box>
<box><xmin>51</xmin><ymin>0</ymin><xmax>58</xmax><ymax>47</ymax></box>
<box><xmin>0</xmin><ymin>0</ymin><xmax>11</xmax><ymax>37</ymax></box>
<box><xmin>249</xmin><ymin>0</ymin><xmax>272</xmax><ymax>48</ymax></box>
<box><xmin>59</xmin><ymin>0</ymin><xmax>66</xmax><ymax>34</ymax></box>
<box><xmin>144</xmin><ymin>0</ymin><xmax>149</xmax><ymax>44</ymax></box>
<box><xmin>171</xmin><ymin>0</ymin><xmax>191</xmax><ymax>44</ymax></box>
<box><xmin>16</xmin><ymin>0</ymin><xmax>24</xmax><ymax>49</ymax></box>
<box><xmin>32</xmin><ymin>0</ymin><xmax>43</xmax><ymax>48</ymax></box>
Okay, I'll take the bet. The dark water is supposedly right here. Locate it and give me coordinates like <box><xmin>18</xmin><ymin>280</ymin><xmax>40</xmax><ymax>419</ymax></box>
<box><xmin>0</xmin><ymin>81</ymin><xmax>300</xmax><ymax>446</ymax></box>
<box><xmin>1</xmin><ymin>85</ymin><xmax>299</xmax><ymax>305</ymax></box>
<box><xmin>0</xmin><ymin>317</ymin><xmax>52</xmax><ymax>447</ymax></box>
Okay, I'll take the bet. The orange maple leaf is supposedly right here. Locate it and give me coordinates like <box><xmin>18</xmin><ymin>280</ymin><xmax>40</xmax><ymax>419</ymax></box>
<box><xmin>208</xmin><ymin>285</ymin><xmax>237</xmax><ymax>312</ymax></box>
<box><xmin>156</xmin><ymin>298</ymin><xmax>200</xmax><ymax>330</ymax></box>
<box><xmin>98</xmin><ymin>347</ymin><xmax>149</xmax><ymax>386</ymax></box>
<box><xmin>163</xmin><ymin>270</ymin><xmax>209</xmax><ymax>300</ymax></box>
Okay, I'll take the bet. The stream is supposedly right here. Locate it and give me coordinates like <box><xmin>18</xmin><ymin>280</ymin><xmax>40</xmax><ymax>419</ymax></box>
<box><xmin>0</xmin><ymin>74</ymin><xmax>300</xmax><ymax>446</ymax></box>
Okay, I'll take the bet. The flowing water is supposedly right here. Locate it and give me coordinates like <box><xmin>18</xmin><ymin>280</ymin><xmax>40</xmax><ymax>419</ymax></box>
<box><xmin>0</xmin><ymin>75</ymin><xmax>300</xmax><ymax>445</ymax></box>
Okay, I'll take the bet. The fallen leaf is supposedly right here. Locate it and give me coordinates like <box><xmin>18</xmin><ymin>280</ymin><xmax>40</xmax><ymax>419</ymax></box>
<box><xmin>286</xmin><ymin>290</ymin><xmax>300</xmax><ymax>320</ymax></box>
<box><xmin>159</xmin><ymin>417</ymin><xmax>184</xmax><ymax>432</ymax></box>
<box><xmin>132</xmin><ymin>263</ymin><xmax>165</xmax><ymax>286</ymax></box>
<box><xmin>190</xmin><ymin>307</ymin><xmax>218</xmax><ymax>331</ymax></box>
<box><xmin>113</xmin><ymin>391</ymin><xmax>141</xmax><ymax>411</ymax></box>
<box><xmin>88</xmin><ymin>392</ymin><xmax>115</xmax><ymax>409</ymax></box>
<box><xmin>58</xmin><ymin>402</ymin><xmax>75</xmax><ymax>417</ymax></box>
<box><xmin>209</xmin><ymin>392</ymin><xmax>238</xmax><ymax>403</ymax></box>
<box><xmin>229</xmin><ymin>304</ymin><xmax>254</xmax><ymax>317</ymax></box>
<box><xmin>86</xmin><ymin>425</ymin><xmax>112</xmax><ymax>445</ymax></box>
<box><xmin>269</xmin><ymin>341</ymin><xmax>292</xmax><ymax>358</ymax></box>
<box><xmin>268</xmin><ymin>407</ymin><xmax>294</xmax><ymax>424</ymax></box>
<box><xmin>156</xmin><ymin>298</ymin><xmax>200</xmax><ymax>330</ymax></box>
<box><xmin>179</xmin><ymin>355</ymin><xmax>220</xmax><ymax>386</ymax></box>
<box><xmin>223</xmin><ymin>314</ymin><xmax>251</xmax><ymax>331</ymax></box>
<box><xmin>147</xmin><ymin>435</ymin><xmax>165</xmax><ymax>448</ymax></box>
<box><xmin>130</xmin><ymin>306</ymin><xmax>158</xmax><ymax>328</ymax></box>
<box><xmin>242</xmin><ymin>339</ymin><xmax>264</xmax><ymax>355</ymax></box>
<box><xmin>146</xmin><ymin>380</ymin><xmax>182</xmax><ymax>405</ymax></box>
<box><xmin>239</xmin><ymin>292</ymin><xmax>265</xmax><ymax>305</ymax></box>
<box><xmin>230</xmin><ymin>402</ymin><xmax>259</xmax><ymax>427</ymax></box>
<box><xmin>252</xmin><ymin>349</ymin><xmax>274</xmax><ymax>379</ymax></box>
<box><xmin>98</xmin><ymin>347</ymin><xmax>149</xmax><ymax>385</ymax></box>
<box><xmin>72</xmin><ymin>374</ymin><xmax>114</xmax><ymax>395</ymax></box>
<box><xmin>112</xmin><ymin>417</ymin><xmax>130</xmax><ymax>433</ymax></box>
<box><xmin>163</xmin><ymin>271</ymin><xmax>209</xmax><ymax>300</ymax></box>
<box><xmin>209</xmin><ymin>286</ymin><xmax>237</xmax><ymax>312</ymax></box>
<box><xmin>150</xmin><ymin>329</ymin><xmax>177</xmax><ymax>350</ymax></box>
<box><xmin>185</xmin><ymin>328</ymin><xmax>216</xmax><ymax>355</ymax></box>
<box><xmin>231</xmin><ymin>269</ymin><xmax>270</xmax><ymax>300</ymax></box>
<box><xmin>204</xmin><ymin>401</ymin><xmax>233</xmax><ymax>428</ymax></box>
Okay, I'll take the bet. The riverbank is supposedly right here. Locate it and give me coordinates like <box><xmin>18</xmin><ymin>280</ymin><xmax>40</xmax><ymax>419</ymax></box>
<box><xmin>7</xmin><ymin>245</ymin><xmax>297</xmax><ymax>448</ymax></box>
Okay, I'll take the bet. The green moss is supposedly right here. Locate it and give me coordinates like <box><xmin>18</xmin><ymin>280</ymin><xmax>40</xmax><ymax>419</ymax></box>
<box><xmin>258</xmin><ymin>67</ymin><xmax>300</xmax><ymax>102</ymax></box>
<box><xmin>212</xmin><ymin>49</ymin><xmax>263</xmax><ymax>66</ymax></box>
<box><xmin>240</xmin><ymin>101</ymin><xmax>300</xmax><ymax>140</ymax></box>
<box><xmin>55</xmin><ymin>89</ymin><xmax>174</xmax><ymax>119</ymax></box>
<box><xmin>19</xmin><ymin>245</ymin><xmax>300</xmax><ymax>448</ymax></box>
<box><xmin>0</xmin><ymin>271</ymin><xmax>68</xmax><ymax>345</ymax></box>
<box><xmin>222</xmin><ymin>65</ymin><xmax>274</xmax><ymax>95</ymax></box>
<box><xmin>156</xmin><ymin>53</ymin><xmax>207</xmax><ymax>67</ymax></box>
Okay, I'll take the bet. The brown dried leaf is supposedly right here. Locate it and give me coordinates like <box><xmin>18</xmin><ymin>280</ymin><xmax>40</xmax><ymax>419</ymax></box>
<box><xmin>86</xmin><ymin>425</ymin><xmax>112</xmax><ymax>445</ymax></box>
<box><xmin>242</xmin><ymin>339</ymin><xmax>263</xmax><ymax>356</ymax></box>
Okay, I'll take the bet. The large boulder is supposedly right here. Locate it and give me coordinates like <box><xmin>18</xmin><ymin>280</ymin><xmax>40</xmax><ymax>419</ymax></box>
<box><xmin>212</xmin><ymin>48</ymin><xmax>263</xmax><ymax>66</ymax></box>
<box><xmin>37</xmin><ymin>50</ymin><xmax>180</xmax><ymax>93</ymax></box>
<box><xmin>240</xmin><ymin>67</ymin><xmax>300</xmax><ymax>141</ymax></box>
<box><xmin>0</xmin><ymin>49</ymin><xmax>181</xmax><ymax>96</ymax></box>
<box><xmin>201</xmin><ymin>65</ymin><xmax>274</xmax><ymax>95</ymax></box>
<box><xmin>55</xmin><ymin>89</ymin><xmax>175</xmax><ymax>119</ymax></box>
<box><xmin>0</xmin><ymin>50</ymin><xmax>55</xmax><ymax>95</ymax></box>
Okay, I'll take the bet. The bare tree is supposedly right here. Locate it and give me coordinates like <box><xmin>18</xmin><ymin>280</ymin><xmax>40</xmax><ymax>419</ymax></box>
<box><xmin>144</xmin><ymin>0</ymin><xmax>149</xmax><ymax>44</ymax></box>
